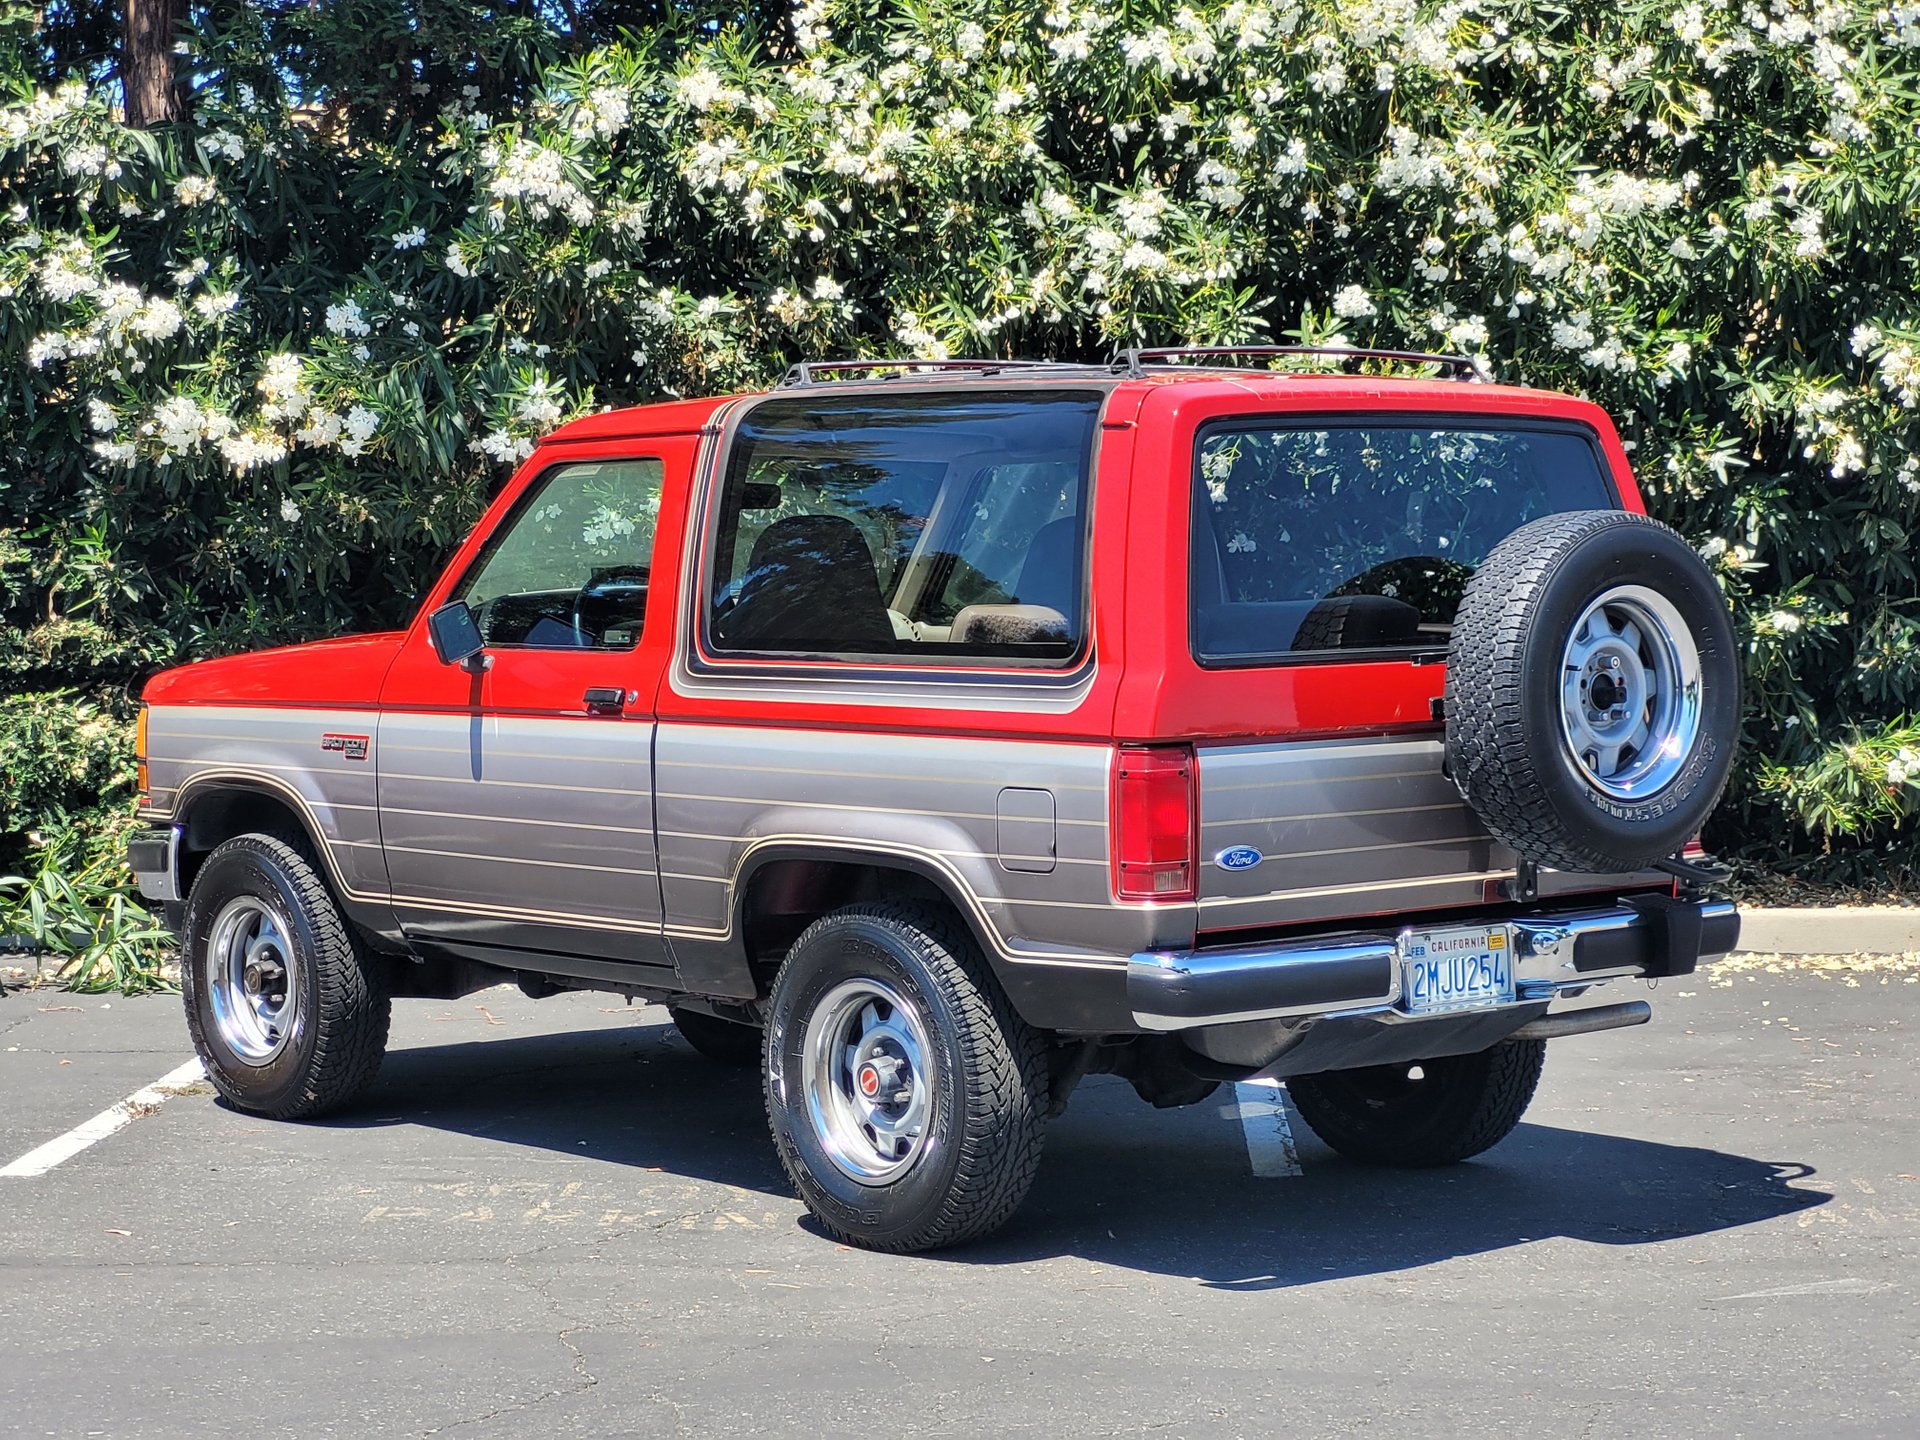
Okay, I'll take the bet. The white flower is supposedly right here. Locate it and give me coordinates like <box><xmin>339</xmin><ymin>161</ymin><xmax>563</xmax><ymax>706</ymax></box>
<box><xmin>487</xmin><ymin>140</ymin><xmax>594</xmax><ymax>225</ymax></box>
<box><xmin>392</xmin><ymin>227</ymin><xmax>428</xmax><ymax>250</ymax></box>
<box><xmin>295</xmin><ymin>410</ymin><xmax>342</xmax><ymax>446</ymax></box>
<box><xmin>811</xmin><ymin>275</ymin><xmax>845</xmax><ymax>301</ymax></box>
<box><xmin>174</xmin><ymin>175</ymin><xmax>219</xmax><ymax>206</ymax></box>
<box><xmin>86</xmin><ymin>397</ymin><xmax>117</xmax><ymax>432</ymax></box>
<box><xmin>219</xmin><ymin>429</ymin><xmax>289</xmax><ymax>471</ymax></box>
<box><xmin>151</xmin><ymin>394</ymin><xmax>229</xmax><ymax>454</ymax></box>
<box><xmin>572</xmin><ymin>84</ymin><xmax>631</xmax><ymax>139</ymax></box>
<box><xmin>257</xmin><ymin>353</ymin><xmax>310</xmax><ymax>420</ymax></box>
<box><xmin>445</xmin><ymin>244</ymin><xmax>474</xmax><ymax>277</ymax></box>
<box><xmin>92</xmin><ymin>439</ymin><xmax>137</xmax><ymax>465</ymax></box>
<box><xmin>1851</xmin><ymin>324</ymin><xmax>1882</xmax><ymax>357</ymax></box>
<box><xmin>338</xmin><ymin>404</ymin><xmax>380</xmax><ymax>457</ymax></box>
<box><xmin>583</xmin><ymin>258</ymin><xmax>613</xmax><ymax>280</ymax></box>
<box><xmin>675</xmin><ymin>68</ymin><xmax>744</xmax><ymax>114</ymax></box>
<box><xmin>280</xmin><ymin>496</ymin><xmax>303</xmax><ymax>523</ymax></box>
<box><xmin>1272</xmin><ymin>137</ymin><xmax>1309</xmax><ymax>177</ymax></box>
<box><xmin>193</xmin><ymin>290</ymin><xmax>239</xmax><ymax>319</ymax></box>
<box><xmin>131</xmin><ymin>299</ymin><xmax>184</xmax><ymax>341</ymax></box>
<box><xmin>478</xmin><ymin>428</ymin><xmax>534</xmax><ymax>463</ymax></box>
<box><xmin>1331</xmin><ymin>284</ymin><xmax>1376</xmax><ymax>320</ymax></box>
<box><xmin>1770</xmin><ymin>610</ymin><xmax>1803</xmax><ymax>633</ymax></box>
<box><xmin>515</xmin><ymin>380</ymin><xmax>564</xmax><ymax>427</ymax></box>
<box><xmin>324</xmin><ymin>299</ymin><xmax>370</xmax><ymax>337</ymax></box>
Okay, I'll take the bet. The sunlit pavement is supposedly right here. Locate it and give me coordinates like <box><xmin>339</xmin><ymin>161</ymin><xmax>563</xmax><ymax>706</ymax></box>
<box><xmin>1</xmin><ymin>963</ymin><xmax>1914</xmax><ymax>1438</ymax></box>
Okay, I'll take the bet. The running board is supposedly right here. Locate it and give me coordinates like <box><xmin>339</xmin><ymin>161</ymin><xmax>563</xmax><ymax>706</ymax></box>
<box><xmin>1509</xmin><ymin>1000</ymin><xmax>1651</xmax><ymax>1040</ymax></box>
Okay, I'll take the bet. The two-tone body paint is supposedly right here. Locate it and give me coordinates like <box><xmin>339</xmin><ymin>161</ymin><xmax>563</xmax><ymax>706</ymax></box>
<box><xmin>139</xmin><ymin>372</ymin><xmax>1663</xmax><ymax>1034</ymax></box>
<box><xmin>1194</xmin><ymin>736</ymin><xmax>1652</xmax><ymax>933</ymax></box>
<box><xmin>143</xmin><ymin>697</ymin><xmax>395</xmax><ymax>912</ymax></box>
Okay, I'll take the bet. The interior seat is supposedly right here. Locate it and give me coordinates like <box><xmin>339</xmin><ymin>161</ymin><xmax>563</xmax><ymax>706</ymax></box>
<box><xmin>717</xmin><ymin>514</ymin><xmax>896</xmax><ymax>653</ymax></box>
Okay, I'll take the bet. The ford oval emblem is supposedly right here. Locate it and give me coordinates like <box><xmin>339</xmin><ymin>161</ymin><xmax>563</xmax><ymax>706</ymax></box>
<box><xmin>1214</xmin><ymin>845</ymin><xmax>1264</xmax><ymax>871</ymax></box>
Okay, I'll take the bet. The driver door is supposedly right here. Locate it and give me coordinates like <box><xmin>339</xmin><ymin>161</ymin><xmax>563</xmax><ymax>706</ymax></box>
<box><xmin>376</xmin><ymin>451</ymin><xmax>676</xmax><ymax>969</ymax></box>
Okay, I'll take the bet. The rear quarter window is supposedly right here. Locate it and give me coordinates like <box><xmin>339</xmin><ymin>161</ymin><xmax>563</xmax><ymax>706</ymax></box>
<box><xmin>704</xmin><ymin>390</ymin><xmax>1102</xmax><ymax>667</ymax></box>
<box><xmin>1190</xmin><ymin>420</ymin><xmax>1616</xmax><ymax>665</ymax></box>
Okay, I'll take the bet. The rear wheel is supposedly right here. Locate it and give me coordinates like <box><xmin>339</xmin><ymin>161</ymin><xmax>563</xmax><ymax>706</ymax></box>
<box><xmin>763</xmin><ymin>901</ymin><xmax>1048</xmax><ymax>1253</ymax></box>
<box><xmin>181</xmin><ymin>833</ymin><xmax>390</xmax><ymax>1120</ymax></box>
<box><xmin>668</xmin><ymin>1006</ymin><xmax>762</xmax><ymax>1068</ymax></box>
<box><xmin>1287</xmin><ymin>1038</ymin><xmax>1546</xmax><ymax>1167</ymax></box>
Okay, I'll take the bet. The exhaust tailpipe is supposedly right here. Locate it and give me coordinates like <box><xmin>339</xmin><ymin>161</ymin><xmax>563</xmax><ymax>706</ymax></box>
<box><xmin>1510</xmin><ymin>1000</ymin><xmax>1651</xmax><ymax>1041</ymax></box>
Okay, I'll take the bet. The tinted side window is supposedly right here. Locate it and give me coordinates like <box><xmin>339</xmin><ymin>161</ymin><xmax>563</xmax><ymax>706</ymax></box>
<box><xmin>457</xmin><ymin>458</ymin><xmax>663</xmax><ymax>649</ymax></box>
<box><xmin>706</xmin><ymin>391</ymin><xmax>1101</xmax><ymax>665</ymax></box>
<box><xmin>1190</xmin><ymin>424</ymin><xmax>1613</xmax><ymax>663</ymax></box>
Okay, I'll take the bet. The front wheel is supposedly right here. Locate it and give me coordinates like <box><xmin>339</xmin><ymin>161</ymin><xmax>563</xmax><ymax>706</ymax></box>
<box><xmin>1287</xmin><ymin>1038</ymin><xmax>1546</xmax><ymax>1167</ymax></box>
<box><xmin>181</xmin><ymin>833</ymin><xmax>390</xmax><ymax>1120</ymax></box>
<box><xmin>763</xmin><ymin>901</ymin><xmax>1048</xmax><ymax>1253</ymax></box>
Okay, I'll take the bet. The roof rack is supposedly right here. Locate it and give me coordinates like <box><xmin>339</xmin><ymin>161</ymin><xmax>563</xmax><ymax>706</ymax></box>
<box><xmin>1118</xmin><ymin>345</ymin><xmax>1484</xmax><ymax>381</ymax></box>
<box><xmin>778</xmin><ymin>358</ymin><xmax>1084</xmax><ymax>387</ymax></box>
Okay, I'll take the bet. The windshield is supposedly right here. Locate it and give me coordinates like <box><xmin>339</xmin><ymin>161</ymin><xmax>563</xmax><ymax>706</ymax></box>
<box><xmin>1190</xmin><ymin>421</ymin><xmax>1615</xmax><ymax>664</ymax></box>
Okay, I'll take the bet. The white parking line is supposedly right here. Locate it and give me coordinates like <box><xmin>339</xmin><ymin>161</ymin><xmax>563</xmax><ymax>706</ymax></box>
<box><xmin>1230</xmin><ymin>1078</ymin><xmax>1303</xmax><ymax>1177</ymax></box>
<box><xmin>0</xmin><ymin>1058</ymin><xmax>205</xmax><ymax>1179</ymax></box>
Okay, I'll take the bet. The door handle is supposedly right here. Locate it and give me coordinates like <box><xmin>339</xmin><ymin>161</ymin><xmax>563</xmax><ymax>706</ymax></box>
<box><xmin>582</xmin><ymin>687</ymin><xmax>626</xmax><ymax>716</ymax></box>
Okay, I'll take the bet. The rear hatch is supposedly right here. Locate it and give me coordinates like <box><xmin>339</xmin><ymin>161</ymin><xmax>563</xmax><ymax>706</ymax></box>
<box><xmin>1183</xmin><ymin>415</ymin><xmax>1648</xmax><ymax>937</ymax></box>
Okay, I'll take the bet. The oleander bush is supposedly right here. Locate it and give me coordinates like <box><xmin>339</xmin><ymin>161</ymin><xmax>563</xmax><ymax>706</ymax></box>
<box><xmin>4</xmin><ymin>0</ymin><xmax>1920</xmax><ymax>979</ymax></box>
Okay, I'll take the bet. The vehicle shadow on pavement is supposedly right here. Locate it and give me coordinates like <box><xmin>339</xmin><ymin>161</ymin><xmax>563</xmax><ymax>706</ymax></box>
<box><xmin>314</xmin><ymin>1019</ymin><xmax>790</xmax><ymax>1196</ymax></box>
<box><xmin>989</xmin><ymin>1097</ymin><xmax>1833</xmax><ymax>1290</ymax></box>
<box><xmin>308</xmin><ymin>1024</ymin><xmax>1831</xmax><ymax>1285</ymax></box>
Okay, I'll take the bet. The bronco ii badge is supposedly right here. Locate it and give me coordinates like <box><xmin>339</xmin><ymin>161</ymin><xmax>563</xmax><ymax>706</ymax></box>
<box><xmin>1214</xmin><ymin>845</ymin><xmax>1263</xmax><ymax>871</ymax></box>
<box><xmin>320</xmin><ymin>733</ymin><xmax>370</xmax><ymax>761</ymax></box>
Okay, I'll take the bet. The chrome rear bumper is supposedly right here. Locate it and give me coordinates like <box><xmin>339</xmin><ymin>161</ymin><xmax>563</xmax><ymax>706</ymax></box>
<box><xmin>1128</xmin><ymin>897</ymin><xmax>1738</xmax><ymax>1032</ymax></box>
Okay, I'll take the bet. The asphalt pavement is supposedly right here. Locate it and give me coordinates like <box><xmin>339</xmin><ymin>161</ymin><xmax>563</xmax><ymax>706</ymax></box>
<box><xmin>1</xmin><ymin>957</ymin><xmax>1915</xmax><ymax>1438</ymax></box>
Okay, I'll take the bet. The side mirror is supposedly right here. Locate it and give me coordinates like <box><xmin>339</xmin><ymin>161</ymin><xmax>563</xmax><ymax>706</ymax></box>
<box><xmin>427</xmin><ymin>600</ymin><xmax>487</xmax><ymax>668</ymax></box>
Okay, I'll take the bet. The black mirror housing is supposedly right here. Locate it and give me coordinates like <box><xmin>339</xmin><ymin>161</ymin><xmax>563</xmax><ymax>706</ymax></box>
<box><xmin>427</xmin><ymin>600</ymin><xmax>486</xmax><ymax>667</ymax></box>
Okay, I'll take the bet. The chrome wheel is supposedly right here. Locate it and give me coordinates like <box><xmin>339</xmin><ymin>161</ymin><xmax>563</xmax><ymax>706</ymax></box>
<box><xmin>800</xmin><ymin>978</ymin><xmax>935</xmax><ymax>1185</ymax></box>
<box><xmin>1559</xmin><ymin>583</ymin><xmax>1703</xmax><ymax>800</ymax></box>
<box><xmin>206</xmin><ymin>897</ymin><xmax>298</xmax><ymax>1064</ymax></box>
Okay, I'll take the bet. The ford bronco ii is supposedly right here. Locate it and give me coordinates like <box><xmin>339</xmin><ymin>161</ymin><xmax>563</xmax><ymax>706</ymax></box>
<box><xmin>129</xmin><ymin>348</ymin><xmax>1741</xmax><ymax>1252</ymax></box>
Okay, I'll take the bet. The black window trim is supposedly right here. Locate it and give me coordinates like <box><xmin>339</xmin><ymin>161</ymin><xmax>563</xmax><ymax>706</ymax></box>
<box><xmin>690</xmin><ymin>386</ymin><xmax>1108</xmax><ymax>676</ymax></box>
<box><xmin>448</xmin><ymin>453</ymin><xmax>666</xmax><ymax>654</ymax></box>
<box><xmin>1187</xmin><ymin>412</ymin><xmax>1622</xmax><ymax>671</ymax></box>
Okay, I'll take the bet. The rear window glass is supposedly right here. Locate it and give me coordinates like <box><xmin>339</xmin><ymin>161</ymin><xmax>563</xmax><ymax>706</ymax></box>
<box><xmin>1190</xmin><ymin>422</ymin><xmax>1614</xmax><ymax>664</ymax></box>
<box><xmin>705</xmin><ymin>390</ymin><xmax>1101</xmax><ymax>666</ymax></box>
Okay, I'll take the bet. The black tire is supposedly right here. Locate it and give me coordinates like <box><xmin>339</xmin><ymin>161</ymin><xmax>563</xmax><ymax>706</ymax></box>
<box><xmin>181</xmin><ymin>833</ymin><xmax>390</xmax><ymax>1120</ymax></box>
<box><xmin>668</xmin><ymin>1006</ymin><xmax>762</xmax><ymax>1068</ymax></box>
<box><xmin>1446</xmin><ymin>509</ymin><xmax>1739</xmax><ymax>873</ymax></box>
<box><xmin>763</xmin><ymin>901</ymin><xmax>1048</xmax><ymax>1253</ymax></box>
<box><xmin>1288</xmin><ymin>1039</ymin><xmax>1546</xmax><ymax>1167</ymax></box>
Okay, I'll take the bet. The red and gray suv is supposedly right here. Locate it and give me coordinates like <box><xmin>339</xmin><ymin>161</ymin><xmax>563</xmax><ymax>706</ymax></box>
<box><xmin>128</xmin><ymin>349</ymin><xmax>1741</xmax><ymax>1251</ymax></box>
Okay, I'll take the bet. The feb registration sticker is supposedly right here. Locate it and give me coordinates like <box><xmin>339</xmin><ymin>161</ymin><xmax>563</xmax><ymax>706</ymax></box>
<box><xmin>1398</xmin><ymin>923</ymin><xmax>1515</xmax><ymax>1015</ymax></box>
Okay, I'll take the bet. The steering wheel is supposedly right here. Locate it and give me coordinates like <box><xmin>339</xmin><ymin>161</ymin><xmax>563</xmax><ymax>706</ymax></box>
<box><xmin>571</xmin><ymin>564</ymin><xmax>651</xmax><ymax>646</ymax></box>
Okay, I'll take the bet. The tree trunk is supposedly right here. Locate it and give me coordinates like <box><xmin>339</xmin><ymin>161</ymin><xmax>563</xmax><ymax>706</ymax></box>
<box><xmin>122</xmin><ymin>0</ymin><xmax>185</xmax><ymax>128</ymax></box>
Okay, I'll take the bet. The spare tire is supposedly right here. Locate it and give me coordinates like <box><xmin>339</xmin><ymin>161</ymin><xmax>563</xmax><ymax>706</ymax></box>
<box><xmin>1445</xmin><ymin>509</ymin><xmax>1738</xmax><ymax>874</ymax></box>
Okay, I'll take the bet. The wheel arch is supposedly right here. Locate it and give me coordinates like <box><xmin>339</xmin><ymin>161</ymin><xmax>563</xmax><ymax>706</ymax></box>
<box><xmin>170</xmin><ymin>773</ymin><xmax>399</xmax><ymax>949</ymax></box>
<box><xmin>730</xmin><ymin>843</ymin><xmax>1001</xmax><ymax>990</ymax></box>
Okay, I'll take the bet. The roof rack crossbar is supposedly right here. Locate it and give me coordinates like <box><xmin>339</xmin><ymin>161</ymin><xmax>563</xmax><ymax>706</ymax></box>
<box><xmin>778</xmin><ymin>358</ymin><xmax>1073</xmax><ymax>387</ymax></box>
<box><xmin>1119</xmin><ymin>344</ymin><xmax>1484</xmax><ymax>381</ymax></box>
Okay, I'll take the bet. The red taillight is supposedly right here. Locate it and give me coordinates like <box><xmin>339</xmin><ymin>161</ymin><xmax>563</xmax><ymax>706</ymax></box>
<box><xmin>1111</xmin><ymin>744</ymin><xmax>1197</xmax><ymax>902</ymax></box>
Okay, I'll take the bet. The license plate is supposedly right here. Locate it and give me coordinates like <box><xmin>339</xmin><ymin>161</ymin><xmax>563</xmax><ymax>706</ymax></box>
<box><xmin>1398</xmin><ymin>924</ymin><xmax>1515</xmax><ymax>1015</ymax></box>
